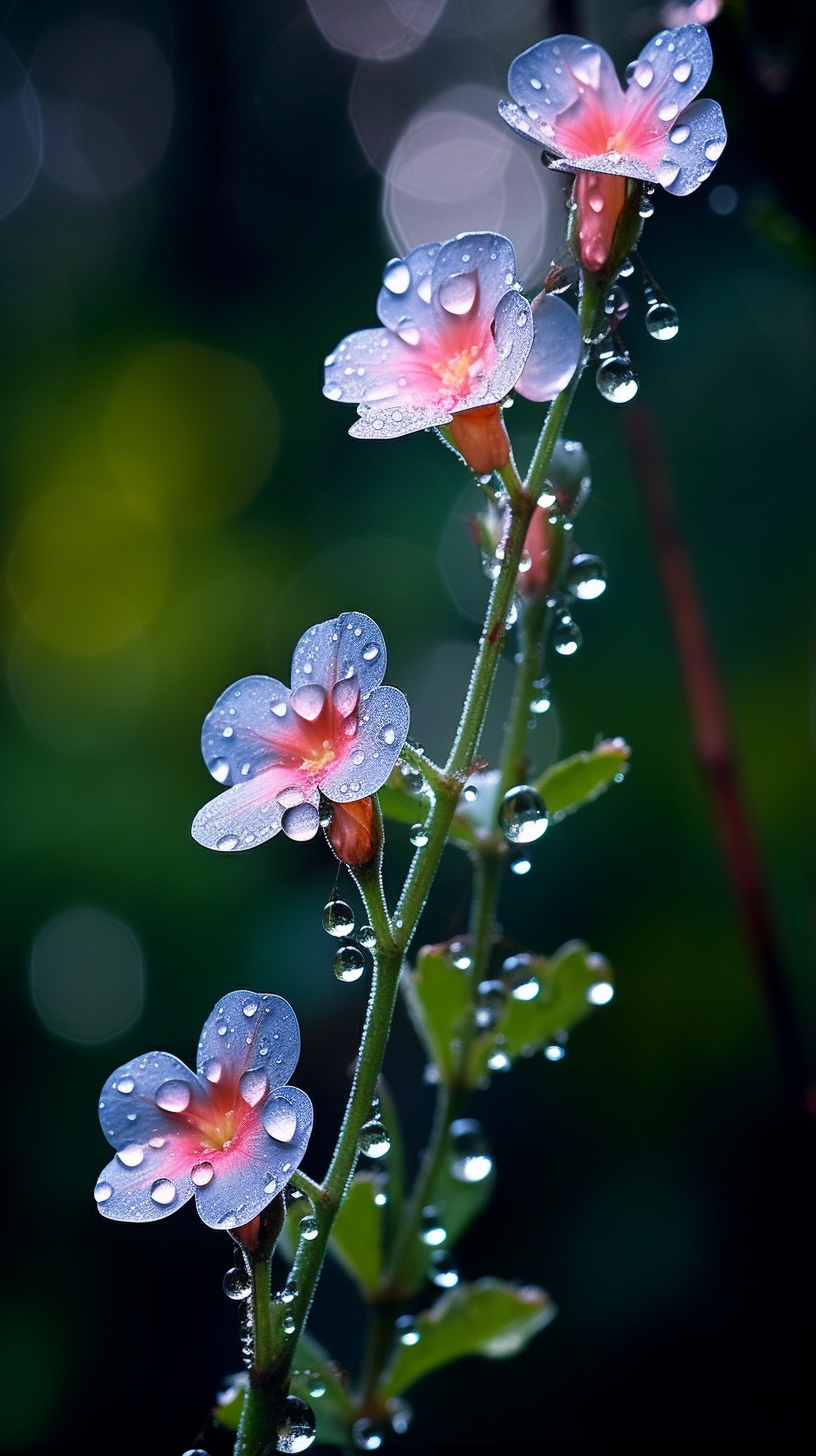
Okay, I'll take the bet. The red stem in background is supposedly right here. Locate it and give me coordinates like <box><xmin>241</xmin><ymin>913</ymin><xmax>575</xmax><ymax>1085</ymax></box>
<box><xmin>623</xmin><ymin>404</ymin><xmax>811</xmax><ymax>1117</ymax></box>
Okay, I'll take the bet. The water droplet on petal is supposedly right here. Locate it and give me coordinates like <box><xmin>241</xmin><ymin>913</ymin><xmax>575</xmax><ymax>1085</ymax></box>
<box><xmin>379</xmin><ymin>724</ymin><xmax>396</xmax><ymax>746</ymax></box>
<box><xmin>263</xmin><ymin>1099</ymin><xmax>298</xmax><ymax>1143</ymax></box>
<box><xmin>116</xmin><ymin>1076</ymin><xmax>135</xmax><ymax>1094</ymax></box>
<box><xmin>192</xmin><ymin>1160</ymin><xmax>214</xmax><ymax>1187</ymax></box>
<box><xmin>282</xmin><ymin>803</ymin><xmax>320</xmax><ymax>842</ymax></box>
<box><xmin>211</xmin><ymin>758</ymin><xmax>230</xmax><ymax>783</ymax></box>
<box><xmin>94</xmin><ymin>1180</ymin><xmax>113</xmax><ymax>1203</ymax></box>
<box><xmin>383</xmin><ymin>258</ymin><xmax>410</xmax><ymax>294</ymax></box>
<box><xmin>361</xmin><ymin>642</ymin><xmax>380</xmax><ymax>662</ymax></box>
<box><xmin>500</xmin><ymin>786</ymin><xmax>548</xmax><ymax>844</ymax></box>
<box><xmin>397</xmin><ymin>319</ymin><xmax>420</xmax><ymax>346</ymax></box>
<box><xmin>672</xmin><ymin>60</ymin><xmax>692</xmax><ymax>82</ymax></box>
<box><xmin>239</xmin><ymin>1068</ymin><xmax>268</xmax><ymax>1106</ymax></box>
<box><xmin>117</xmin><ymin>1143</ymin><xmax>144</xmax><ymax>1168</ymax></box>
<box><xmin>150</xmin><ymin>1178</ymin><xmax>176</xmax><ymax>1205</ymax></box>
<box><xmin>216</xmin><ymin>835</ymin><xmax>239</xmax><ymax>852</ymax></box>
<box><xmin>323</xmin><ymin>899</ymin><xmax>355</xmax><ymax>937</ymax></box>
<box><xmin>358</xmin><ymin>1119</ymin><xmax>390</xmax><ymax>1158</ymax></box>
<box><xmin>438</xmin><ymin>270</ymin><xmax>478</xmax><ymax>315</ymax></box>
<box><xmin>155</xmin><ymin>1079</ymin><xmax>191</xmax><ymax>1113</ymax></box>
<box><xmin>632</xmin><ymin>60</ymin><xmax>653</xmax><ymax>87</ymax></box>
<box><xmin>334</xmin><ymin>945</ymin><xmax>365</xmax><ymax>982</ymax></box>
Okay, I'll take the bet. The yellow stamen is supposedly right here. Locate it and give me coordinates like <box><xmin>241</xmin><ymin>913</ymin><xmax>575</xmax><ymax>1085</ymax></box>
<box><xmin>433</xmin><ymin>344</ymin><xmax>480</xmax><ymax>391</ymax></box>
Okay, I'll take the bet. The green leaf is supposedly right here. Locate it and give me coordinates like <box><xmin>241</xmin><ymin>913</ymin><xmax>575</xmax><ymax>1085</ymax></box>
<box><xmin>380</xmin><ymin>1279</ymin><xmax>555</xmax><ymax>1398</ymax></box>
<box><xmin>214</xmin><ymin>1331</ymin><xmax>355</xmax><ymax>1447</ymax></box>
<box><xmin>403</xmin><ymin>1139</ymin><xmax>495</xmax><ymax>1292</ymax></box>
<box><xmin>536</xmin><ymin>738</ymin><xmax>630</xmax><ymax>818</ymax></box>
<box><xmin>328</xmin><ymin>1174</ymin><xmax>384</xmax><ymax>1295</ymax></box>
<box><xmin>401</xmin><ymin>944</ymin><xmax>472</xmax><ymax>1086</ymax></box>
<box><xmin>467</xmin><ymin>940</ymin><xmax>613</xmax><ymax>1086</ymax></box>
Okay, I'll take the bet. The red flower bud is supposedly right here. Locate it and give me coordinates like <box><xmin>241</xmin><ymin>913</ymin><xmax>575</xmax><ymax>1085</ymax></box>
<box><xmin>326</xmin><ymin>796</ymin><xmax>379</xmax><ymax>868</ymax></box>
<box><xmin>573</xmin><ymin>172</ymin><xmax>627</xmax><ymax>275</ymax></box>
<box><xmin>448</xmin><ymin>403</ymin><xmax>510</xmax><ymax>476</ymax></box>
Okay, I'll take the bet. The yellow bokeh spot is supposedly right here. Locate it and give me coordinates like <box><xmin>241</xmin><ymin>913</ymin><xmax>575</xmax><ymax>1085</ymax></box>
<box><xmin>7</xmin><ymin>473</ymin><xmax>169</xmax><ymax>655</ymax></box>
<box><xmin>104</xmin><ymin>341</ymin><xmax>279</xmax><ymax>528</ymax></box>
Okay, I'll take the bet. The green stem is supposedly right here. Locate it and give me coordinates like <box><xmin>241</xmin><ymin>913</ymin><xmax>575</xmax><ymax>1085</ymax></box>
<box><xmin>499</xmin><ymin>599</ymin><xmax>548</xmax><ymax>799</ymax></box>
<box><xmin>399</xmin><ymin>740</ymin><xmax>452</xmax><ymax>797</ymax></box>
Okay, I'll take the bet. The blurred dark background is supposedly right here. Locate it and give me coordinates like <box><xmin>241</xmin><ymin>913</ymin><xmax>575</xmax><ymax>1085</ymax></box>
<box><xmin>1</xmin><ymin>1</ymin><xmax>813</xmax><ymax>1449</ymax></box>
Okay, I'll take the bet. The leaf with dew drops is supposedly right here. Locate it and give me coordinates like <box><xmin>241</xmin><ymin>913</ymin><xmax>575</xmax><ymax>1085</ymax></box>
<box><xmin>402</xmin><ymin>943</ymin><xmax>472</xmax><ymax>1088</ymax></box>
<box><xmin>466</xmin><ymin>941</ymin><xmax>614</xmax><ymax>1086</ymax></box>
<box><xmin>379</xmin><ymin>1279</ymin><xmax>555</xmax><ymax>1399</ymax></box>
<box><xmin>327</xmin><ymin>1174</ymin><xmax>385</xmax><ymax>1295</ymax></box>
<box><xmin>534</xmin><ymin>738</ymin><xmax>630</xmax><ymax>820</ymax></box>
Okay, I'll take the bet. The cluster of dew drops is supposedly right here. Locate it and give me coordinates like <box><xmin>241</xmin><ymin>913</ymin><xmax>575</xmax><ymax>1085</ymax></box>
<box><xmin>594</xmin><ymin>243</ymin><xmax>680</xmax><ymax>405</ymax></box>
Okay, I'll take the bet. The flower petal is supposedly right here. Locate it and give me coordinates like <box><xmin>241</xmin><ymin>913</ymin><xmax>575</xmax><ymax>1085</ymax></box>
<box><xmin>196</xmin><ymin>990</ymin><xmax>302</xmax><ymax>1094</ymax></box>
<box><xmin>350</xmin><ymin>398</ymin><xmax>453</xmax><ymax>440</ymax></box>
<box><xmin>324</xmin><ymin>326</ymin><xmax>426</xmax><ymax>406</ymax></box>
<box><xmin>623</xmin><ymin>23</ymin><xmax>713</xmax><ymax>124</ymax></box>
<box><xmin>656</xmin><ymin>97</ymin><xmax>726</xmax><ymax>195</ymax></box>
<box><xmin>291</xmin><ymin>612</ymin><xmax>388</xmax><ymax>696</ymax></box>
<box><xmin>95</xmin><ymin>1143</ymin><xmax>196</xmax><ymax>1222</ymax></box>
<box><xmin>194</xmin><ymin>1086</ymin><xmax>313</xmax><ymax>1230</ymax></box>
<box><xmin>192</xmin><ymin>770</ymin><xmax>314</xmax><ymax>852</ymax></box>
<box><xmin>515</xmin><ymin>295</ymin><xmax>582</xmax><ymax>402</ymax></box>
<box><xmin>480</xmin><ymin>290</ymin><xmax>535</xmax><ymax>405</ymax></box>
<box><xmin>98</xmin><ymin>1051</ymin><xmax>205</xmax><ymax>1150</ymax></box>
<box><xmin>501</xmin><ymin>35</ymin><xmax>623</xmax><ymax>155</ymax></box>
<box><xmin>375</xmin><ymin>241</ymin><xmax>442</xmax><ymax>335</ymax></box>
<box><xmin>320</xmin><ymin>684</ymin><xmax>410</xmax><ymax>801</ymax></box>
<box><xmin>201</xmin><ymin>675</ymin><xmax>296</xmax><ymax>786</ymax></box>
<box><xmin>430</xmin><ymin>233</ymin><xmax>520</xmax><ymax>334</ymax></box>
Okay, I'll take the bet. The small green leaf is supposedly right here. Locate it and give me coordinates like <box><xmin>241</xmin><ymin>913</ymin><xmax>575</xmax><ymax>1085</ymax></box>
<box><xmin>468</xmin><ymin>941</ymin><xmax>613</xmax><ymax>1085</ymax></box>
<box><xmin>401</xmin><ymin>945</ymin><xmax>471</xmax><ymax>1085</ymax></box>
<box><xmin>214</xmin><ymin>1331</ymin><xmax>354</xmax><ymax>1446</ymax></box>
<box><xmin>328</xmin><ymin>1174</ymin><xmax>384</xmax><ymax>1295</ymax></box>
<box><xmin>380</xmin><ymin>1279</ymin><xmax>555</xmax><ymax>1398</ymax></box>
<box><xmin>536</xmin><ymin>738</ymin><xmax>630</xmax><ymax>818</ymax></box>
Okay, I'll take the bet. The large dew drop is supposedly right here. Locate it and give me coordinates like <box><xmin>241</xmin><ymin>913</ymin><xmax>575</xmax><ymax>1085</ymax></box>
<box><xmin>191</xmin><ymin>1160</ymin><xmax>214</xmax><ymax>1187</ymax></box>
<box><xmin>553</xmin><ymin>614</ymin><xmax>582</xmax><ymax>656</ymax></box>
<box><xmin>596</xmin><ymin>355</ymin><xmax>639</xmax><ymax>404</ymax></box>
<box><xmin>382</xmin><ymin>258</ymin><xmax>410</xmax><ymax>295</ymax></box>
<box><xmin>322</xmin><ymin>899</ymin><xmax>355</xmax><ymax>938</ymax></box>
<box><xmin>396</xmin><ymin>1314</ymin><xmax>421</xmax><ymax>1346</ymax></box>
<box><xmin>499</xmin><ymin>785</ymin><xmax>548</xmax><ymax>844</ymax></box>
<box><xmin>282</xmin><ymin>803</ymin><xmax>320</xmax><ymax>842</ymax></box>
<box><xmin>429</xmin><ymin>1251</ymin><xmax>459</xmax><ymax>1288</ymax></box>
<box><xmin>275</xmin><ymin>1394</ymin><xmax>316</xmax><ymax>1453</ymax></box>
<box><xmin>351</xmin><ymin>1418</ymin><xmax>385</xmax><ymax>1451</ymax></box>
<box><xmin>239</xmin><ymin>1068</ymin><xmax>268</xmax><ymax>1107</ymax></box>
<box><xmin>149</xmin><ymin>1178</ymin><xmax>176</xmax><ymax>1206</ymax></box>
<box><xmin>263</xmin><ymin>1099</ymin><xmax>298</xmax><ymax>1143</ymax></box>
<box><xmin>645</xmin><ymin>300</ymin><xmax>679</xmax><ymax>341</ymax></box>
<box><xmin>334</xmin><ymin>945</ymin><xmax>365</xmax><ymax>983</ymax></box>
<box><xmin>567</xmin><ymin>553</ymin><xmax>607</xmax><ymax>600</ymax></box>
<box><xmin>155</xmin><ymin>1079</ymin><xmax>191</xmax><ymax>1113</ymax></box>
<box><xmin>450</xmin><ymin>1117</ymin><xmax>493</xmax><ymax>1183</ymax></box>
<box><xmin>474</xmin><ymin>979</ymin><xmax>506</xmax><ymax>1030</ymax></box>
<box><xmin>358</xmin><ymin>1119</ymin><xmax>390</xmax><ymax>1158</ymax></box>
<box><xmin>223</xmin><ymin>1264</ymin><xmax>252</xmax><ymax>1300</ymax></box>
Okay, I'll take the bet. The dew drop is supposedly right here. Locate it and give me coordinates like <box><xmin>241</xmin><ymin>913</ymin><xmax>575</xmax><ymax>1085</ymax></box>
<box><xmin>299</xmin><ymin>1214</ymin><xmax>319</xmax><ymax>1242</ymax></box>
<box><xmin>263</xmin><ymin>1099</ymin><xmax>298</xmax><ymax>1143</ymax></box>
<box><xmin>553</xmin><ymin>614</ymin><xmax>583</xmax><ymax>655</ymax></box>
<box><xmin>409</xmin><ymin>822</ymin><xmax>429</xmax><ymax>847</ymax></box>
<box><xmin>357</xmin><ymin>924</ymin><xmax>377</xmax><ymax>950</ymax></box>
<box><xmin>420</xmin><ymin>1205</ymin><xmax>446</xmax><ymax>1246</ymax></box>
<box><xmin>116</xmin><ymin>1075</ymin><xmax>135</xmax><ymax>1094</ymax></box>
<box><xmin>669</xmin><ymin>121</ymin><xmax>690</xmax><ymax>143</ymax></box>
<box><xmin>275</xmin><ymin>1394</ymin><xmax>315</xmax><ymax>1452</ymax></box>
<box><xmin>334</xmin><ymin>944</ymin><xmax>365</xmax><ymax>983</ymax></box>
<box><xmin>211</xmin><ymin>758</ymin><xmax>230</xmax><ymax>783</ymax></box>
<box><xmin>499</xmin><ymin>785</ymin><xmax>548</xmax><ymax>844</ymax></box>
<box><xmin>396</xmin><ymin>1314</ymin><xmax>421</xmax><ymax>1345</ymax></box>
<box><xmin>645</xmin><ymin>301</ymin><xmax>679</xmax><ymax>341</ymax></box>
<box><xmin>596</xmin><ymin>355</ymin><xmax>639</xmax><ymax>404</ymax></box>
<box><xmin>150</xmin><ymin>1178</ymin><xmax>176</xmax><ymax>1206</ymax></box>
<box><xmin>281</xmin><ymin>1314</ymin><xmax>297</xmax><ymax>1337</ymax></box>
<box><xmin>632</xmin><ymin>60</ymin><xmax>653</xmax><ymax>87</ymax></box>
<box><xmin>379</xmin><ymin>724</ymin><xmax>396</xmax><ymax>746</ymax></box>
<box><xmin>216</xmin><ymin>835</ymin><xmax>239</xmax><ymax>852</ymax></box>
<box><xmin>192</xmin><ymin>1160</ymin><xmax>214</xmax><ymax>1187</ymax></box>
<box><xmin>93</xmin><ymin>1180</ymin><xmax>113</xmax><ymax>1204</ymax></box>
<box><xmin>239</xmin><ymin>1068</ymin><xmax>268</xmax><ymax>1106</ymax></box>
<box><xmin>307</xmin><ymin>1376</ymin><xmax>326</xmax><ymax>1398</ymax></box>
<box><xmin>429</xmin><ymin>1252</ymin><xmax>459</xmax><ymax>1288</ymax></box>
<box><xmin>117</xmin><ymin>1143</ymin><xmax>144</xmax><ymax>1168</ymax></box>
<box><xmin>358</xmin><ymin>1119</ymin><xmax>390</xmax><ymax>1158</ymax></box>
<box><xmin>223</xmin><ymin>1265</ymin><xmax>252</xmax><ymax>1299</ymax></box>
<box><xmin>351</xmin><ymin>1419</ymin><xmax>385</xmax><ymax>1452</ymax></box>
<box><xmin>567</xmin><ymin>553</ymin><xmax>607</xmax><ymax>600</ymax></box>
<box><xmin>450</xmin><ymin>1118</ymin><xmax>493</xmax><ymax>1183</ymax></box>
<box><xmin>705</xmin><ymin>139</ymin><xmax>725</xmax><ymax>162</ymax></box>
<box><xmin>587</xmin><ymin>981</ymin><xmax>615</xmax><ymax>1005</ymax></box>
<box><xmin>544</xmin><ymin>1041</ymin><xmax>566</xmax><ymax>1061</ymax></box>
<box><xmin>155</xmin><ymin>1079</ymin><xmax>191</xmax><ymax>1113</ymax></box>
<box><xmin>672</xmin><ymin>60</ymin><xmax>692</xmax><ymax>82</ymax></box>
<box><xmin>382</xmin><ymin>258</ymin><xmax>410</xmax><ymax>294</ymax></box>
<box><xmin>361</xmin><ymin>643</ymin><xmax>380</xmax><ymax>662</ymax></box>
<box><xmin>438</xmin><ymin>270</ymin><xmax>477</xmax><ymax>315</ymax></box>
<box><xmin>474</xmin><ymin>979</ymin><xmax>506</xmax><ymax>1030</ymax></box>
<box><xmin>281</xmin><ymin>803</ymin><xmax>320</xmax><ymax>842</ymax></box>
<box><xmin>487</xmin><ymin>1047</ymin><xmax>511</xmax><ymax>1072</ymax></box>
<box><xmin>322</xmin><ymin>899</ymin><xmax>355</xmax><ymax>938</ymax></box>
<box><xmin>397</xmin><ymin>319</ymin><xmax>420</xmax><ymax>346</ymax></box>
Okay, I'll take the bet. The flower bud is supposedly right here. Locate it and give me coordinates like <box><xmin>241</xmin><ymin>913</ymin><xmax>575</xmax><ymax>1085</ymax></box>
<box><xmin>325</xmin><ymin>796</ymin><xmax>380</xmax><ymax>868</ymax></box>
<box><xmin>449</xmin><ymin>403</ymin><xmax>510</xmax><ymax>476</ymax></box>
<box><xmin>569</xmin><ymin>174</ymin><xmax>644</xmax><ymax>285</ymax></box>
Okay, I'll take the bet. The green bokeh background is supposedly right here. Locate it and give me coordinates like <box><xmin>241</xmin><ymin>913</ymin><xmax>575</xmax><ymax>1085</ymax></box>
<box><xmin>1</xmin><ymin>1</ymin><xmax>812</xmax><ymax>1449</ymax></box>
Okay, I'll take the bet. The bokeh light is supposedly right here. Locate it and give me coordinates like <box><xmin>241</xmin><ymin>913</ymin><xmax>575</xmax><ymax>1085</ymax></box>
<box><xmin>105</xmin><ymin>342</ymin><xmax>279</xmax><ymax>529</ymax></box>
<box><xmin>8</xmin><ymin>626</ymin><xmax>153</xmax><ymax>755</ymax></box>
<box><xmin>30</xmin><ymin>905</ymin><xmax>145</xmax><ymax>1044</ymax></box>
<box><xmin>7</xmin><ymin>476</ymin><xmax>169</xmax><ymax>654</ymax></box>
<box><xmin>32</xmin><ymin>18</ymin><xmax>173</xmax><ymax>196</ymax></box>
<box><xmin>382</xmin><ymin>83</ymin><xmax>567</xmax><ymax>283</ymax></box>
<box><xmin>0</xmin><ymin>38</ymin><xmax>42</xmax><ymax>219</ymax></box>
<box><xmin>305</xmin><ymin>0</ymin><xmax>447</xmax><ymax>61</ymax></box>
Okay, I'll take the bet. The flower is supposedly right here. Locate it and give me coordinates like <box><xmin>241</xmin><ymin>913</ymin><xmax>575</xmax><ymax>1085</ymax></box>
<box><xmin>323</xmin><ymin>233</ymin><xmax>580</xmax><ymax>473</ymax></box>
<box><xmin>515</xmin><ymin>291</ymin><xmax>583</xmax><ymax>403</ymax></box>
<box><xmin>192</xmin><ymin>611</ymin><xmax>409</xmax><ymax>853</ymax></box>
<box><xmin>499</xmin><ymin>24</ymin><xmax>726</xmax><ymax>198</ymax></box>
<box><xmin>94</xmin><ymin>990</ymin><xmax>312</xmax><ymax>1230</ymax></box>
